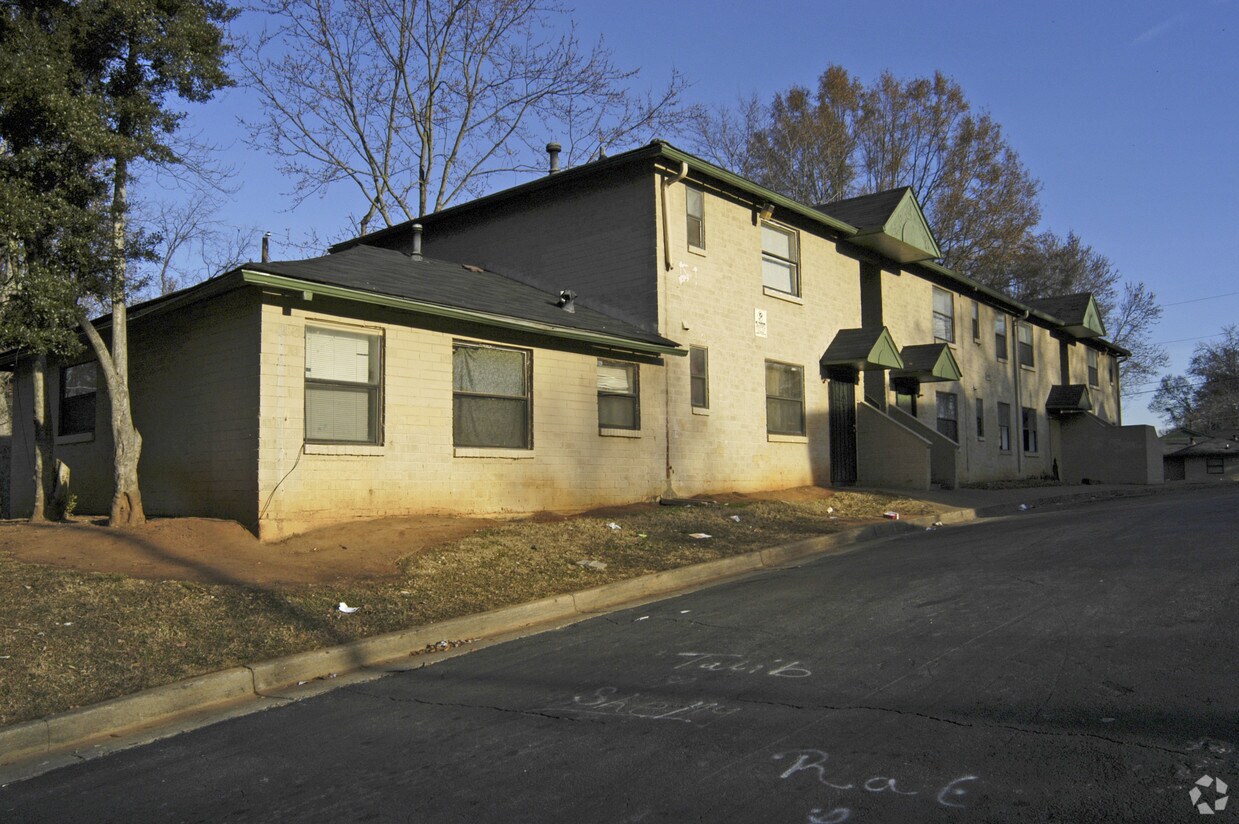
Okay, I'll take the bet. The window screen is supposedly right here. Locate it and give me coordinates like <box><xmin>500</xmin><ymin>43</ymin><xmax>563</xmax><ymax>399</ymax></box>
<box><xmin>453</xmin><ymin>343</ymin><xmax>531</xmax><ymax>448</ymax></box>
<box><xmin>686</xmin><ymin>186</ymin><xmax>705</xmax><ymax>249</ymax></box>
<box><xmin>598</xmin><ymin>360</ymin><xmax>639</xmax><ymax>430</ymax></box>
<box><xmin>761</xmin><ymin>223</ymin><xmax>799</xmax><ymax>295</ymax></box>
<box><xmin>689</xmin><ymin>346</ymin><xmax>709</xmax><ymax>409</ymax></box>
<box><xmin>765</xmin><ymin>361</ymin><xmax>805</xmax><ymax>435</ymax></box>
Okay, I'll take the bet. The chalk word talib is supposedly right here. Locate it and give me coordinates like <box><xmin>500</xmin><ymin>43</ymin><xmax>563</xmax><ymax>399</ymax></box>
<box><xmin>546</xmin><ymin>687</ymin><xmax>740</xmax><ymax>726</ymax></box>
<box><xmin>674</xmin><ymin>652</ymin><xmax>812</xmax><ymax>678</ymax></box>
<box><xmin>774</xmin><ymin>749</ymin><xmax>979</xmax><ymax>812</ymax></box>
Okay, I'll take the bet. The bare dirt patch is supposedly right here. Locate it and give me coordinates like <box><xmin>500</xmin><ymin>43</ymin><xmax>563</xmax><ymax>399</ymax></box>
<box><xmin>0</xmin><ymin>515</ymin><xmax>492</xmax><ymax>586</ymax></box>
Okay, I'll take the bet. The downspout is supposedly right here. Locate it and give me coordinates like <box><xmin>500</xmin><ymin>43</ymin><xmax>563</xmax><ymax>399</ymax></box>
<box><xmin>1014</xmin><ymin>309</ymin><xmax>1029</xmax><ymax>475</ymax></box>
<box><xmin>659</xmin><ymin>161</ymin><xmax>688</xmax><ymax>498</ymax></box>
<box><xmin>661</xmin><ymin>161</ymin><xmax>689</xmax><ymax>272</ymax></box>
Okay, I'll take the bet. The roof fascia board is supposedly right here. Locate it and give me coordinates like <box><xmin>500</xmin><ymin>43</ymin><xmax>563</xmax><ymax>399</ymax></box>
<box><xmin>241</xmin><ymin>270</ymin><xmax>685</xmax><ymax>357</ymax></box>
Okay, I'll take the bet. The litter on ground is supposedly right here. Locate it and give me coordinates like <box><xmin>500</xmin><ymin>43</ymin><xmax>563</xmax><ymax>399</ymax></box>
<box><xmin>688</xmin><ymin>533</ymin><xmax>712</xmax><ymax>539</ymax></box>
<box><xmin>606</xmin><ymin>522</ymin><xmax>621</xmax><ymax>530</ymax></box>
<box><xmin>337</xmin><ymin>602</ymin><xmax>359</xmax><ymax>613</ymax></box>
<box><xmin>575</xmin><ymin>559</ymin><xmax>608</xmax><ymax>570</ymax></box>
<box><xmin>882</xmin><ymin>512</ymin><xmax>900</xmax><ymax>520</ymax></box>
<box><xmin>729</xmin><ymin>515</ymin><xmax>741</xmax><ymax>522</ymax></box>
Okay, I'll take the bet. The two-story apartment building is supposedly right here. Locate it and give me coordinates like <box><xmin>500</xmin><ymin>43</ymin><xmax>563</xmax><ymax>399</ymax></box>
<box><xmin>5</xmin><ymin>140</ymin><xmax>1159</xmax><ymax>538</ymax></box>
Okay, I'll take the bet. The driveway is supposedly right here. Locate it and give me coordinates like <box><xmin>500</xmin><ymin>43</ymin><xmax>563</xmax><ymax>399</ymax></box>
<box><xmin>3</xmin><ymin>486</ymin><xmax>1236</xmax><ymax>822</ymax></box>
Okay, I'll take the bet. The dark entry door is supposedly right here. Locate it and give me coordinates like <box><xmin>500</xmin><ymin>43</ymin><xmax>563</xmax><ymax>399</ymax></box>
<box><xmin>829</xmin><ymin>380</ymin><xmax>858</xmax><ymax>485</ymax></box>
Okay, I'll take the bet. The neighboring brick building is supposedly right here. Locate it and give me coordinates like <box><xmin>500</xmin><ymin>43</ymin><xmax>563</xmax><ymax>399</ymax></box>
<box><xmin>5</xmin><ymin>140</ymin><xmax>1160</xmax><ymax>538</ymax></box>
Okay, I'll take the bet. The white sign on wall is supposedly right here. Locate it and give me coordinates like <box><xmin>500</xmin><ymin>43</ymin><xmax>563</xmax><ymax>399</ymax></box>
<box><xmin>755</xmin><ymin>308</ymin><xmax>768</xmax><ymax>338</ymax></box>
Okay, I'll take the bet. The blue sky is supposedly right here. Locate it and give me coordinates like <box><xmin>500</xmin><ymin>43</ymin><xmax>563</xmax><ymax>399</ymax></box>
<box><xmin>173</xmin><ymin>0</ymin><xmax>1239</xmax><ymax>428</ymax></box>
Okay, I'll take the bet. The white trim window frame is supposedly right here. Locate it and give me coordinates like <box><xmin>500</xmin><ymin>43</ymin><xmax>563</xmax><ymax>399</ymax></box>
<box><xmin>761</xmin><ymin>222</ymin><xmax>800</xmax><ymax>296</ymax></box>
<box><xmin>995</xmin><ymin>314</ymin><xmax>1009</xmax><ymax>362</ymax></box>
<box><xmin>997</xmin><ymin>401</ymin><xmax>1012</xmax><ymax>452</ymax></box>
<box><xmin>971</xmin><ymin>300</ymin><xmax>981</xmax><ymax>343</ymax></box>
<box><xmin>304</xmin><ymin>325</ymin><xmax>384</xmax><ymax>445</ymax></box>
<box><xmin>1087</xmin><ymin>348</ymin><xmax>1099</xmax><ymax>387</ymax></box>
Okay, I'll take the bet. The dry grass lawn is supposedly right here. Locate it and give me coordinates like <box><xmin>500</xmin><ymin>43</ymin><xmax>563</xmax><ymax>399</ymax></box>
<box><xmin>0</xmin><ymin>488</ymin><xmax>939</xmax><ymax>727</ymax></box>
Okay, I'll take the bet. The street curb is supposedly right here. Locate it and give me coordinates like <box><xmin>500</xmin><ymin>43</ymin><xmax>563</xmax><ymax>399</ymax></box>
<box><xmin>0</xmin><ymin>507</ymin><xmax>968</xmax><ymax>767</ymax></box>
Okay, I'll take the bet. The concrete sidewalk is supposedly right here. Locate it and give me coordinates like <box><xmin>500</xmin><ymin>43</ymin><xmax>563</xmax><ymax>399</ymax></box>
<box><xmin>0</xmin><ymin>481</ymin><xmax>1194</xmax><ymax>784</ymax></box>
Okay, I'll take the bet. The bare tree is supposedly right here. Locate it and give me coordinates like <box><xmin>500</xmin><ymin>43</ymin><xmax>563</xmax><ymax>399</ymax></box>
<box><xmin>237</xmin><ymin>0</ymin><xmax>698</xmax><ymax>233</ymax></box>
<box><xmin>1149</xmin><ymin>326</ymin><xmax>1239</xmax><ymax>431</ymax></box>
<box><xmin>135</xmin><ymin>192</ymin><xmax>260</xmax><ymax>295</ymax></box>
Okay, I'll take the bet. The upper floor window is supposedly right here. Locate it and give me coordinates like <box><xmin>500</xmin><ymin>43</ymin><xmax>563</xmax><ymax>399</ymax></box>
<box><xmin>598</xmin><ymin>360</ymin><xmax>640</xmax><ymax>430</ymax></box>
<box><xmin>305</xmin><ymin>326</ymin><xmax>383</xmax><ymax>444</ymax></box>
<box><xmin>689</xmin><ymin>346</ymin><xmax>709</xmax><ymax>409</ymax></box>
<box><xmin>1017</xmin><ymin>323</ymin><xmax>1034</xmax><ymax>369</ymax></box>
<box><xmin>971</xmin><ymin>301</ymin><xmax>981</xmax><ymax>343</ymax></box>
<box><xmin>933</xmin><ymin>287</ymin><xmax>955</xmax><ymax>343</ymax></box>
<box><xmin>1087</xmin><ymin>348</ymin><xmax>1099</xmax><ymax>387</ymax></box>
<box><xmin>686</xmin><ymin>186</ymin><xmax>705</xmax><ymax>250</ymax></box>
<box><xmin>453</xmin><ymin>342</ymin><xmax>531</xmax><ymax>449</ymax></box>
<box><xmin>995</xmin><ymin>315</ymin><xmax>1008</xmax><ymax>362</ymax></box>
<box><xmin>765</xmin><ymin>360</ymin><xmax>805</xmax><ymax>435</ymax></box>
<box><xmin>761</xmin><ymin>223</ymin><xmax>800</xmax><ymax>296</ymax></box>
<box><xmin>975</xmin><ymin>397</ymin><xmax>985</xmax><ymax>440</ymax></box>
<box><xmin>59</xmin><ymin>363</ymin><xmax>97</xmax><ymax>437</ymax></box>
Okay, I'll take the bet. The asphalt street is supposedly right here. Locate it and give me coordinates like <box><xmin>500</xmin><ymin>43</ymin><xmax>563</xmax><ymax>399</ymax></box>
<box><xmin>3</xmin><ymin>486</ymin><xmax>1236</xmax><ymax>823</ymax></box>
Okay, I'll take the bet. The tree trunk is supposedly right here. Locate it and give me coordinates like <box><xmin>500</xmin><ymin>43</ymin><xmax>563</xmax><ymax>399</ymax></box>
<box><xmin>29</xmin><ymin>353</ymin><xmax>52</xmax><ymax>521</ymax></box>
<box><xmin>80</xmin><ymin>154</ymin><xmax>146</xmax><ymax>527</ymax></box>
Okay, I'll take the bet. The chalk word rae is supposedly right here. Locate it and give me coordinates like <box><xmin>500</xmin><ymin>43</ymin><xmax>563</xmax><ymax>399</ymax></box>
<box><xmin>674</xmin><ymin>652</ymin><xmax>812</xmax><ymax>678</ymax></box>
<box><xmin>548</xmin><ymin>687</ymin><xmax>740</xmax><ymax>726</ymax></box>
<box><xmin>774</xmin><ymin>749</ymin><xmax>979</xmax><ymax>812</ymax></box>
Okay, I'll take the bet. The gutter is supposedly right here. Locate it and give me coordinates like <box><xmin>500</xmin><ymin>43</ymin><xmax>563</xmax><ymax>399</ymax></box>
<box><xmin>241</xmin><ymin>270</ymin><xmax>686</xmax><ymax>358</ymax></box>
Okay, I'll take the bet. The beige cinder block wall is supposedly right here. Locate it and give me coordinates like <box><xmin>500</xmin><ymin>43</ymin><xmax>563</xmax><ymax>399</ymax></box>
<box><xmin>9</xmin><ymin>288</ymin><xmax>261</xmax><ymax>523</ymax></box>
<box><xmin>255</xmin><ymin>296</ymin><xmax>667</xmax><ymax>540</ymax></box>
<box><xmin>1062</xmin><ymin>339</ymin><xmax>1121</xmax><ymax>424</ymax></box>
<box><xmin>654</xmin><ymin>173</ymin><xmax>858</xmax><ymax>496</ymax></box>
<box><xmin>880</xmin><ymin>276</ymin><xmax>1063</xmax><ymax>483</ymax></box>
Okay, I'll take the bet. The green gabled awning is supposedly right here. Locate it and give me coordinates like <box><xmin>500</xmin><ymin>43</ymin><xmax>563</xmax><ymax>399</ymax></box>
<box><xmin>1046</xmin><ymin>384</ymin><xmax>1093</xmax><ymax>415</ymax></box>
<box><xmin>820</xmin><ymin>327</ymin><xmax>904</xmax><ymax>380</ymax></box>
<box><xmin>890</xmin><ymin>343</ymin><xmax>963</xmax><ymax>384</ymax></box>
<box><xmin>1025</xmin><ymin>293</ymin><xmax>1107</xmax><ymax>339</ymax></box>
<box><xmin>815</xmin><ymin>187</ymin><xmax>941</xmax><ymax>263</ymax></box>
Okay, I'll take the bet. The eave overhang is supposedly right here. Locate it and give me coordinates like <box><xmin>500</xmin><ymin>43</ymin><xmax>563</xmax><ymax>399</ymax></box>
<box><xmin>847</xmin><ymin>189</ymin><xmax>941</xmax><ymax>263</ymax></box>
<box><xmin>241</xmin><ymin>270</ymin><xmax>685</xmax><ymax>358</ymax></box>
<box><xmin>1046</xmin><ymin>384</ymin><xmax>1093</xmax><ymax>415</ymax></box>
<box><xmin>820</xmin><ymin>327</ymin><xmax>903</xmax><ymax>381</ymax></box>
<box><xmin>889</xmin><ymin>343</ymin><xmax>963</xmax><ymax>384</ymax></box>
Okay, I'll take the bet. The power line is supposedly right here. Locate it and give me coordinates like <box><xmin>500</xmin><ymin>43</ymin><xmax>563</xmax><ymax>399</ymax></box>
<box><xmin>1149</xmin><ymin>332</ymin><xmax>1228</xmax><ymax>346</ymax></box>
<box><xmin>1162</xmin><ymin>290</ymin><xmax>1239</xmax><ymax>307</ymax></box>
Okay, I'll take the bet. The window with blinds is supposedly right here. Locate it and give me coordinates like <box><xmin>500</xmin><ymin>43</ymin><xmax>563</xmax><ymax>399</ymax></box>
<box><xmin>689</xmin><ymin>346</ymin><xmax>708</xmax><ymax>409</ymax></box>
<box><xmin>597</xmin><ymin>360</ymin><xmax>639</xmax><ymax>430</ymax></box>
<box><xmin>304</xmin><ymin>326</ymin><xmax>382</xmax><ymax>444</ymax></box>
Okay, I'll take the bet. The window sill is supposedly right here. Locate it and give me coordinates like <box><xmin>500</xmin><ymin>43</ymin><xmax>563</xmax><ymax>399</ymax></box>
<box><xmin>305</xmin><ymin>443</ymin><xmax>384</xmax><ymax>456</ymax></box>
<box><xmin>55</xmin><ymin>432</ymin><xmax>94</xmax><ymax>446</ymax></box>
<box><xmin>762</xmin><ymin>287</ymin><xmax>803</xmax><ymax>304</ymax></box>
<box><xmin>691</xmin><ymin>406</ymin><xmax>710</xmax><ymax>416</ymax></box>
<box><xmin>767</xmin><ymin>433</ymin><xmax>808</xmax><ymax>443</ymax></box>
<box><xmin>599</xmin><ymin>427</ymin><xmax>641</xmax><ymax>438</ymax></box>
<box><xmin>1020</xmin><ymin>364</ymin><xmax>1036</xmax><ymax>372</ymax></box>
<box><xmin>454</xmin><ymin>447</ymin><xmax>535</xmax><ymax>459</ymax></box>
<box><xmin>687</xmin><ymin>244</ymin><xmax>706</xmax><ymax>257</ymax></box>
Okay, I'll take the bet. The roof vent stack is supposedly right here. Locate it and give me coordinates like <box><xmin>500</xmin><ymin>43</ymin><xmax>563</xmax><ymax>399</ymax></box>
<box><xmin>546</xmin><ymin>142</ymin><xmax>561</xmax><ymax>175</ymax></box>
<box><xmin>557</xmin><ymin>289</ymin><xmax>576</xmax><ymax>313</ymax></box>
<box><xmin>411</xmin><ymin>223</ymin><xmax>423</xmax><ymax>259</ymax></box>
<box><xmin>261</xmin><ymin>231</ymin><xmax>271</xmax><ymax>263</ymax></box>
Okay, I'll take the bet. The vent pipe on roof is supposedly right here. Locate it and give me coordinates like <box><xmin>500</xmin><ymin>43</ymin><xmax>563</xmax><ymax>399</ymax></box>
<box><xmin>557</xmin><ymin>289</ymin><xmax>576</xmax><ymax>313</ymax></box>
<box><xmin>546</xmin><ymin>142</ymin><xmax>561</xmax><ymax>174</ymax></box>
<box><xmin>261</xmin><ymin>231</ymin><xmax>271</xmax><ymax>263</ymax></box>
<box><xmin>411</xmin><ymin>223</ymin><xmax>423</xmax><ymax>259</ymax></box>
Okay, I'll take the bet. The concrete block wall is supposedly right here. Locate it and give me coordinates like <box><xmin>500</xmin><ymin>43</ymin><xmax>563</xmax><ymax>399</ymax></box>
<box><xmin>1058</xmin><ymin>414</ymin><xmax>1162</xmax><ymax>484</ymax></box>
<box><xmin>255</xmin><ymin>296</ymin><xmax>667</xmax><ymax>539</ymax></box>
<box><xmin>1061</xmin><ymin>339</ymin><xmax>1121</xmax><ymax>424</ymax></box>
<box><xmin>856</xmin><ymin>403</ymin><xmax>932</xmax><ymax>489</ymax></box>
<box><xmin>880</xmin><ymin>276</ymin><xmax>1067</xmax><ymax>483</ymax></box>
<box><xmin>654</xmin><ymin>175</ymin><xmax>858</xmax><ymax>495</ymax></box>
<box><xmin>8</xmin><ymin>288</ymin><xmax>261</xmax><ymax>523</ymax></box>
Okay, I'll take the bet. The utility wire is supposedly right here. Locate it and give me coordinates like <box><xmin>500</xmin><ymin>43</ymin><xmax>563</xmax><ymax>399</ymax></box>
<box><xmin>1162</xmin><ymin>290</ymin><xmax>1239</xmax><ymax>308</ymax></box>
